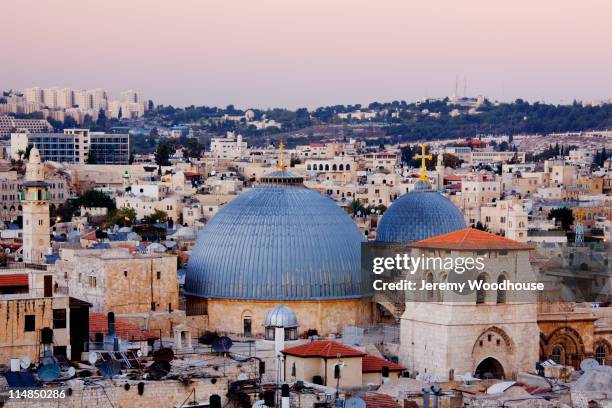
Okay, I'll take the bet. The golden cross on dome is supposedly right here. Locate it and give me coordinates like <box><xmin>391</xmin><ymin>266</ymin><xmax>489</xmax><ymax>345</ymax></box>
<box><xmin>415</xmin><ymin>143</ymin><xmax>432</xmax><ymax>181</ymax></box>
<box><xmin>277</xmin><ymin>141</ymin><xmax>286</xmax><ymax>171</ymax></box>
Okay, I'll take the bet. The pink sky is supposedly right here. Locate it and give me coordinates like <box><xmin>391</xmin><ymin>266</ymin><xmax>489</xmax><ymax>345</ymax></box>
<box><xmin>2</xmin><ymin>0</ymin><xmax>612</xmax><ymax>109</ymax></box>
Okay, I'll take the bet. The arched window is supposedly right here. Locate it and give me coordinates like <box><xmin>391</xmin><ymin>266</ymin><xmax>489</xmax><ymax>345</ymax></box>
<box><xmin>339</xmin><ymin>164</ymin><xmax>344</xmax><ymax>171</ymax></box>
<box><xmin>319</xmin><ymin>164</ymin><xmax>324</xmax><ymax>171</ymax></box>
<box><xmin>476</xmin><ymin>273</ymin><xmax>487</xmax><ymax>304</ymax></box>
<box><xmin>496</xmin><ymin>274</ymin><xmax>506</xmax><ymax>304</ymax></box>
<box><xmin>425</xmin><ymin>273</ymin><xmax>434</xmax><ymax>301</ymax></box>
<box><xmin>325</xmin><ymin>164</ymin><xmax>329</xmax><ymax>171</ymax></box>
<box><xmin>595</xmin><ymin>345</ymin><xmax>607</xmax><ymax>365</ymax></box>
<box><xmin>307</xmin><ymin>164</ymin><xmax>311</xmax><ymax>170</ymax></box>
<box><xmin>346</xmin><ymin>164</ymin><xmax>351</xmax><ymax>171</ymax></box>
<box><xmin>332</xmin><ymin>164</ymin><xmax>337</xmax><ymax>171</ymax></box>
<box><xmin>551</xmin><ymin>346</ymin><xmax>563</xmax><ymax>364</ymax></box>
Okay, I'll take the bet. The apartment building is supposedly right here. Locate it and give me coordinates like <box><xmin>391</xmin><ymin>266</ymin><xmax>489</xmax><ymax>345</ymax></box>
<box><xmin>10</xmin><ymin>129</ymin><xmax>129</xmax><ymax>164</ymax></box>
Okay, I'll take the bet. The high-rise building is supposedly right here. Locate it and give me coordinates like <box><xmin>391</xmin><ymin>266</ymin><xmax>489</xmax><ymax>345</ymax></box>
<box><xmin>42</xmin><ymin>87</ymin><xmax>59</xmax><ymax>108</ymax></box>
<box><xmin>120</xmin><ymin>89</ymin><xmax>140</xmax><ymax>103</ymax></box>
<box><xmin>24</xmin><ymin>87</ymin><xmax>43</xmax><ymax>104</ymax></box>
<box><xmin>20</xmin><ymin>147</ymin><xmax>50</xmax><ymax>264</ymax></box>
<box><xmin>56</xmin><ymin>88</ymin><xmax>74</xmax><ymax>109</ymax></box>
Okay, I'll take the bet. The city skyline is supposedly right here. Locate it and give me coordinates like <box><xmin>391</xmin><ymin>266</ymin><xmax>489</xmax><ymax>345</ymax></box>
<box><xmin>2</xmin><ymin>0</ymin><xmax>612</xmax><ymax>109</ymax></box>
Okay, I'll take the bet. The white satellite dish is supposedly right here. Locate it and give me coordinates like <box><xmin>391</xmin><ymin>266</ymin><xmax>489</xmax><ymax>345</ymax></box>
<box><xmin>20</xmin><ymin>356</ymin><xmax>31</xmax><ymax>369</ymax></box>
<box><xmin>237</xmin><ymin>373</ymin><xmax>248</xmax><ymax>381</ymax></box>
<box><xmin>67</xmin><ymin>367</ymin><xmax>76</xmax><ymax>377</ymax></box>
<box><xmin>580</xmin><ymin>358</ymin><xmax>600</xmax><ymax>371</ymax></box>
<box><xmin>487</xmin><ymin>381</ymin><xmax>516</xmax><ymax>394</ymax></box>
<box><xmin>136</xmin><ymin>350</ymin><xmax>142</xmax><ymax>358</ymax></box>
<box><xmin>88</xmin><ymin>352</ymin><xmax>99</xmax><ymax>365</ymax></box>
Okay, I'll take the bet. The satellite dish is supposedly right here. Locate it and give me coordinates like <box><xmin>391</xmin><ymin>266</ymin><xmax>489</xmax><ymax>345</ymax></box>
<box><xmin>153</xmin><ymin>347</ymin><xmax>174</xmax><ymax>363</ymax></box>
<box><xmin>237</xmin><ymin>373</ymin><xmax>248</xmax><ymax>381</ymax></box>
<box><xmin>136</xmin><ymin>350</ymin><xmax>143</xmax><ymax>358</ymax></box>
<box><xmin>580</xmin><ymin>358</ymin><xmax>600</xmax><ymax>371</ymax></box>
<box><xmin>38</xmin><ymin>363</ymin><xmax>61</xmax><ymax>382</ymax></box>
<box><xmin>212</xmin><ymin>336</ymin><xmax>233</xmax><ymax>353</ymax></box>
<box><xmin>66</xmin><ymin>367</ymin><xmax>76</xmax><ymax>378</ymax></box>
<box><xmin>20</xmin><ymin>356</ymin><xmax>31</xmax><ymax>369</ymax></box>
<box><xmin>487</xmin><ymin>381</ymin><xmax>516</xmax><ymax>394</ymax></box>
<box><xmin>345</xmin><ymin>397</ymin><xmax>367</xmax><ymax>408</ymax></box>
<box><xmin>99</xmin><ymin>360</ymin><xmax>122</xmax><ymax>378</ymax></box>
<box><xmin>88</xmin><ymin>352</ymin><xmax>99</xmax><ymax>365</ymax></box>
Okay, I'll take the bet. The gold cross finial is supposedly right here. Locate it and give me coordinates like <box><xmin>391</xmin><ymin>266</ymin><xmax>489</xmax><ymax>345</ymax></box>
<box><xmin>414</xmin><ymin>143</ymin><xmax>433</xmax><ymax>181</ymax></box>
<box><xmin>277</xmin><ymin>142</ymin><xmax>286</xmax><ymax>171</ymax></box>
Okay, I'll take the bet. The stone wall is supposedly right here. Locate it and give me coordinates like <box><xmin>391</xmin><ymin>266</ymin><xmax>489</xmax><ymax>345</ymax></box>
<box><xmin>204</xmin><ymin>297</ymin><xmax>375</xmax><ymax>337</ymax></box>
<box><xmin>2</xmin><ymin>377</ymin><xmax>228</xmax><ymax>408</ymax></box>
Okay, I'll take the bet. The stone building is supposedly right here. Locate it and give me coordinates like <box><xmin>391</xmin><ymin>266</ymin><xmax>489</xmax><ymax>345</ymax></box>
<box><xmin>50</xmin><ymin>247</ymin><xmax>179</xmax><ymax>315</ymax></box>
<box><xmin>398</xmin><ymin>228</ymin><xmax>540</xmax><ymax>381</ymax></box>
<box><xmin>0</xmin><ymin>296</ymin><xmax>90</xmax><ymax>365</ymax></box>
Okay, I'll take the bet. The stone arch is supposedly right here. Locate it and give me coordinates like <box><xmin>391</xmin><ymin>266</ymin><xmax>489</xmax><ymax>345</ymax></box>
<box><xmin>241</xmin><ymin>309</ymin><xmax>253</xmax><ymax>337</ymax></box>
<box><xmin>472</xmin><ymin>326</ymin><xmax>515</xmax><ymax>355</ymax></box>
<box><xmin>594</xmin><ymin>338</ymin><xmax>612</xmax><ymax>365</ymax></box>
<box><xmin>475</xmin><ymin>357</ymin><xmax>505</xmax><ymax>379</ymax></box>
<box><xmin>346</xmin><ymin>164</ymin><xmax>351</xmax><ymax>171</ymax></box>
<box><xmin>332</xmin><ymin>164</ymin><xmax>337</xmax><ymax>171</ymax></box>
<box><xmin>339</xmin><ymin>164</ymin><xmax>344</xmax><ymax>171</ymax></box>
<box><xmin>540</xmin><ymin>326</ymin><xmax>586</xmax><ymax>367</ymax></box>
<box><xmin>325</xmin><ymin>164</ymin><xmax>329</xmax><ymax>171</ymax></box>
<box><xmin>476</xmin><ymin>272</ymin><xmax>489</xmax><ymax>304</ymax></box>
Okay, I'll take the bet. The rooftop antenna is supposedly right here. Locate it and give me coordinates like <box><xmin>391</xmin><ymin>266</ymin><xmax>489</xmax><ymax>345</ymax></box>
<box><xmin>463</xmin><ymin>76</ymin><xmax>467</xmax><ymax>97</ymax></box>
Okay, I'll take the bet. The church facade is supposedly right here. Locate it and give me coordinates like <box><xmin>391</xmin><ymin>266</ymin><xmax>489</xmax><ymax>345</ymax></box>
<box><xmin>398</xmin><ymin>229</ymin><xmax>540</xmax><ymax>380</ymax></box>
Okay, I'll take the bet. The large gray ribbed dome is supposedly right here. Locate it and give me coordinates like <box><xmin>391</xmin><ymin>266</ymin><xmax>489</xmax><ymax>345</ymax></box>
<box><xmin>185</xmin><ymin>172</ymin><xmax>368</xmax><ymax>300</ymax></box>
<box><xmin>376</xmin><ymin>182</ymin><xmax>466</xmax><ymax>243</ymax></box>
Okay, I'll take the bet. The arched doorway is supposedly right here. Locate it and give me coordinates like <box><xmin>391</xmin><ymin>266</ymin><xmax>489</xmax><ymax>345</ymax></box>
<box><xmin>475</xmin><ymin>357</ymin><xmax>505</xmax><ymax>379</ymax></box>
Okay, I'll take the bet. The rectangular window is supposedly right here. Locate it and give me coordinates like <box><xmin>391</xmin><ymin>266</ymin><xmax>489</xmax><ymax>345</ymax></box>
<box><xmin>53</xmin><ymin>309</ymin><xmax>67</xmax><ymax>329</ymax></box>
<box><xmin>24</xmin><ymin>315</ymin><xmax>35</xmax><ymax>332</ymax></box>
<box><xmin>88</xmin><ymin>276</ymin><xmax>97</xmax><ymax>287</ymax></box>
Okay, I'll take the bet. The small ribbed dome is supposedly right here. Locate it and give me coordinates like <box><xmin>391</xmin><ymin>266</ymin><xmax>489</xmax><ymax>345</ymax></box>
<box><xmin>264</xmin><ymin>304</ymin><xmax>298</xmax><ymax>328</ymax></box>
<box><xmin>376</xmin><ymin>189</ymin><xmax>466</xmax><ymax>243</ymax></box>
<box><xmin>185</xmin><ymin>172</ymin><xmax>368</xmax><ymax>300</ymax></box>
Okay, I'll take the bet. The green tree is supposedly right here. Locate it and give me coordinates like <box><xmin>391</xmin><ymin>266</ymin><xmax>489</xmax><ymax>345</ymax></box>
<box><xmin>111</xmin><ymin>207</ymin><xmax>137</xmax><ymax>226</ymax></box>
<box><xmin>347</xmin><ymin>199</ymin><xmax>366</xmax><ymax>215</ymax></box>
<box><xmin>76</xmin><ymin>189</ymin><xmax>116</xmax><ymax>212</ymax></box>
<box><xmin>548</xmin><ymin>207</ymin><xmax>574</xmax><ymax>231</ymax></box>
<box><xmin>155</xmin><ymin>138</ymin><xmax>173</xmax><ymax>174</ymax></box>
<box><xmin>142</xmin><ymin>209</ymin><xmax>168</xmax><ymax>225</ymax></box>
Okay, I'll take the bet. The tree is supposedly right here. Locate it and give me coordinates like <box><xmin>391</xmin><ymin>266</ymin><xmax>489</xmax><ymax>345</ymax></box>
<box><xmin>548</xmin><ymin>207</ymin><xmax>574</xmax><ymax>231</ymax></box>
<box><xmin>473</xmin><ymin>221</ymin><xmax>489</xmax><ymax>231</ymax></box>
<box><xmin>76</xmin><ymin>189</ymin><xmax>116</xmax><ymax>212</ymax></box>
<box><xmin>111</xmin><ymin>207</ymin><xmax>137</xmax><ymax>226</ymax></box>
<box><xmin>96</xmin><ymin>109</ymin><xmax>107</xmax><ymax>130</ymax></box>
<box><xmin>155</xmin><ymin>138</ymin><xmax>173</xmax><ymax>174</ymax></box>
<box><xmin>347</xmin><ymin>199</ymin><xmax>366</xmax><ymax>215</ymax></box>
<box><xmin>142</xmin><ymin>209</ymin><xmax>168</xmax><ymax>225</ymax></box>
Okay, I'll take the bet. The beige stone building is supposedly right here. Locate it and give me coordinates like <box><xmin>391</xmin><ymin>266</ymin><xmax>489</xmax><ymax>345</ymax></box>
<box><xmin>50</xmin><ymin>247</ymin><xmax>179</xmax><ymax>315</ymax></box>
<box><xmin>399</xmin><ymin>228</ymin><xmax>540</xmax><ymax>380</ymax></box>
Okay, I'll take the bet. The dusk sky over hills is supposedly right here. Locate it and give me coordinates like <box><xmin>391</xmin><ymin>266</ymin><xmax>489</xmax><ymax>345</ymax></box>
<box><xmin>3</xmin><ymin>0</ymin><xmax>612</xmax><ymax>108</ymax></box>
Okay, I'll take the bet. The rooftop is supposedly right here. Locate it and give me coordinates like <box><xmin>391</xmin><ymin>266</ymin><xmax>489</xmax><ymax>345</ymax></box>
<box><xmin>362</xmin><ymin>355</ymin><xmax>405</xmax><ymax>373</ymax></box>
<box><xmin>408</xmin><ymin>228</ymin><xmax>533</xmax><ymax>251</ymax></box>
<box><xmin>89</xmin><ymin>312</ymin><xmax>158</xmax><ymax>342</ymax></box>
<box><xmin>281</xmin><ymin>340</ymin><xmax>366</xmax><ymax>358</ymax></box>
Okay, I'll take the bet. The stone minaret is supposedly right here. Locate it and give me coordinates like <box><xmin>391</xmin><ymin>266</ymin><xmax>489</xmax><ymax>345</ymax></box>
<box><xmin>21</xmin><ymin>147</ymin><xmax>50</xmax><ymax>263</ymax></box>
<box><xmin>436</xmin><ymin>151</ymin><xmax>445</xmax><ymax>191</ymax></box>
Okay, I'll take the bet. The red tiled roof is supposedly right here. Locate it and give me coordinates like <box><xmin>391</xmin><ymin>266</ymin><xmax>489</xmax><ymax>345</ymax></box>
<box><xmin>362</xmin><ymin>355</ymin><xmax>405</xmax><ymax>373</ymax></box>
<box><xmin>408</xmin><ymin>228</ymin><xmax>533</xmax><ymax>251</ymax></box>
<box><xmin>362</xmin><ymin>393</ymin><xmax>401</xmax><ymax>408</ymax></box>
<box><xmin>0</xmin><ymin>274</ymin><xmax>28</xmax><ymax>287</ymax></box>
<box><xmin>282</xmin><ymin>340</ymin><xmax>365</xmax><ymax>358</ymax></box>
<box><xmin>89</xmin><ymin>312</ymin><xmax>158</xmax><ymax>342</ymax></box>
<box><xmin>444</xmin><ymin>175</ymin><xmax>463</xmax><ymax>181</ymax></box>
